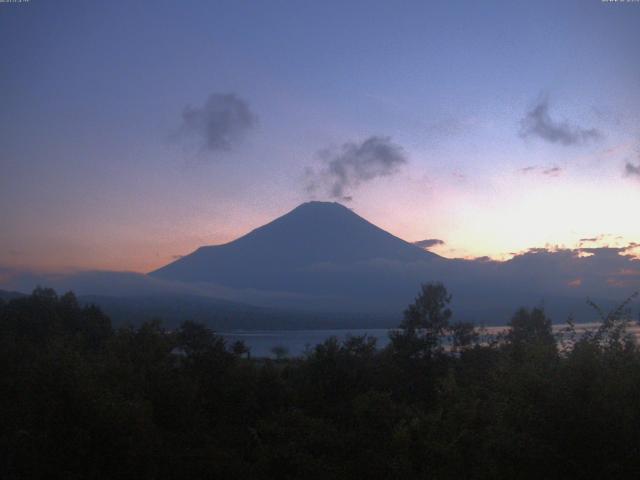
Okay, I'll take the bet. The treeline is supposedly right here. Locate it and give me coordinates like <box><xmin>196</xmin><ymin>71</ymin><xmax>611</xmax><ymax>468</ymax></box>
<box><xmin>1</xmin><ymin>284</ymin><xmax>640</xmax><ymax>479</ymax></box>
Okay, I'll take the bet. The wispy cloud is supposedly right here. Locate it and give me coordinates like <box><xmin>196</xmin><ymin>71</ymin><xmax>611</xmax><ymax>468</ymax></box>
<box><xmin>542</xmin><ymin>166</ymin><xmax>562</xmax><ymax>177</ymax></box>
<box><xmin>413</xmin><ymin>239</ymin><xmax>445</xmax><ymax>249</ymax></box>
<box><xmin>518</xmin><ymin>165</ymin><xmax>562</xmax><ymax>176</ymax></box>
<box><xmin>177</xmin><ymin>93</ymin><xmax>257</xmax><ymax>154</ymax></box>
<box><xmin>579</xmin><ymin>237</ymin><xmax>600</xmax><ymax>243</ymax></box>
<box><xmin>306</xmin><ymin>136</ymin><xmax>408</xmax><ymax>200</ymax></box>
<box><xmin>519</xmin><ymin>97</ymin><xmax>602</xmax><ymax>146</ymax></box>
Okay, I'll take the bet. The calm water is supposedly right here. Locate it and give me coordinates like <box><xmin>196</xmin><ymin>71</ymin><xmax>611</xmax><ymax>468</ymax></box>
<box><xmin>221</xmin><ymin>329</ymin><xmax>393</xmax><ymax>358</ymax></box>
<box><xmin>221</xmin><ymin>323</ymin><xmax>640</xmax><ymax>358</ymax></box>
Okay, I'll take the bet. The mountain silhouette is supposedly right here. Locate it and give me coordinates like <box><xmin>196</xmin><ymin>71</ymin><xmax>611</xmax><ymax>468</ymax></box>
<box><xmin>150</xmin><ymin>201</ymin><xmax>439</xmax><ymax>293</ymax></box>
<box><xmin>147</xmin><ymin>201</ymin><xmax>637</xmax><ymax>320</ymax></box>
<box><xmin>3</xmin><ymin>202</ymin><xmax>635</xmax><ymax>325</ymax></box>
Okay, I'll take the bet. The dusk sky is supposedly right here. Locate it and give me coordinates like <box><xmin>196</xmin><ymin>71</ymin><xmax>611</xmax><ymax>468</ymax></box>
<box><xmin>2</xmin><ymin>0</ymin><xmax>639</xmax><ymax>273</ymax></box>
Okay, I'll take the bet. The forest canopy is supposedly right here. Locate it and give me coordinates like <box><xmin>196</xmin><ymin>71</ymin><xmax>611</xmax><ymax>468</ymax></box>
<box><xmin>1</xmin><ymin>285</ymin><xmax>639</xmax><ymax>479</ymax></box>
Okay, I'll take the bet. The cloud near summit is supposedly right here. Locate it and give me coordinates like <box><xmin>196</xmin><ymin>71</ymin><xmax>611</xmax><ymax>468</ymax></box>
<box><xmin>306</xmin><ymin>136</ymin><xmax>408</xmax><ymax>200</ymax></box>
<box><xmin>413</xmin><ymin>239</ymin><xmax>445</xmax><ymax>249</ymax></box>
<box><xmin>178</xmin><ymin>93</ymin><xmax>257</xmax><ymax>155</ymax></box>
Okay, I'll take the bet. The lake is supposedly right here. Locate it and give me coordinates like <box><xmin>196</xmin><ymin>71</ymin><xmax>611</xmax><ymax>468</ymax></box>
<box><xmin>221</xmin><ymin>329</ymin><xmax>394</xmax><ymax>358</ymax></box>
<box><xmin>221</xmin><ymin>322</ymin><xmax>640</xmax><ymax>358</ymax></box>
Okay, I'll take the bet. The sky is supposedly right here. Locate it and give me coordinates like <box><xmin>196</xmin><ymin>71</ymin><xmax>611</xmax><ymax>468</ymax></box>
<box><xmin>1</xmin><ymin>0</ymin><xmax>639</xmax><ymax>273</ymax></box>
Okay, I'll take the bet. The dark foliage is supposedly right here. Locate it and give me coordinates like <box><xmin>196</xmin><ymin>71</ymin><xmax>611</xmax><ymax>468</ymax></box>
<box><xmin>1</xmin><ymin>284</ymin><xmax>639</xmax><ymax>479</ymax></box>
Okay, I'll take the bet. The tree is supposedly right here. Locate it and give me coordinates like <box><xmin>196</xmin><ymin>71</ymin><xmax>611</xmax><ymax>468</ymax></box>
<box><xmin>271</xmin><ymin>345</ymin><xmax>289</xmax><ymax>360</ymax></box>
<box><xmin>231</xmin><ymin>340</ymin><xmax>250</xmax><ymax>359</ymax></box>
<box><xmin>391</xmin><ymin>282</ymin><xmax>452</xmax><ymax>359</ymax></box>
<box><xmin>507</xmin><ymin>307</ymin><xmax>555</xmax><ymax>347</ymax></box>
<box><xmin>450</xmin><ymin>321</ymin><xmax>478</xmax><ymax>352</ymax></box>
<box><xmin>177</xmin><ymin>320</ymin><xmax>225</xmax><ymax>357</ymax></box>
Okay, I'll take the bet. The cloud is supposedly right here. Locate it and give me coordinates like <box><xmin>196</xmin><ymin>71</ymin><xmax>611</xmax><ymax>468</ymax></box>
<box><xmin>413</xmin><ymin>238</ymin><xmax>445</xmax><ymax>249</ymax></box>
<box><xmin>306</xmin><ymin>136</ymin><xmax>407</xmax><ymax>199</ymax></box>
<box><xmin>625</xmin><ymin>162</ymin><xmax>640</xmax><ymax>177</ymax></box>
<box><xmin>578</xmin><ymin>234</ymin><xmax>631</xmax><ymax>246</ymax></box>
<box><xmin>178</xmin><ymin>93</ymin><xmax>257</xmax><ymax>153</ymax></box>
<box><xmin>519</xmin><ymin>97</ymin><xmax>602</xmax><ymax>146</ymax></box>
<box><xmin>518</xmin><ymin>165</ymin><xmax>562</xmax><ymax>176</ymax></box>
<box><xmin>542</xmin><ymin>166</ymin><xmax>562</xmax><ymax>176</ymax></box>
<box><xmin>580</xmin><ymin>246</ymin><xmax>628</xmax><ymax>256</ymax></box>
<box><xmin>499</xmin><ymin>244</ymin><xmax>640</xmax><ymax>295</ymax></box>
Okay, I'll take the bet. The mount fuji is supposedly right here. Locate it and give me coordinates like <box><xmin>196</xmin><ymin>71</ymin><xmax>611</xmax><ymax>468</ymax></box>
<box><xmin>3</xmin><ymin>202</ymin><xmax>636</xmax><ymax>327</ymax></box>
<box><xmin>150</xmin><ymin>201</ymin><xmax>441</xmax><ymax>292</ymax></box>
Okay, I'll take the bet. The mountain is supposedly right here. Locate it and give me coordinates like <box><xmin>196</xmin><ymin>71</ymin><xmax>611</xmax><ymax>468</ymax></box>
<box><xmin>148</xmin><ymin>201</ymin><xmax>639</xmax><ymax>322</ymax></box>
<box><xmin>77</xmin><ymin>293</ymin><xmax>391</xmax><ymax>331</ymax></box>
<box><xmin>3</xmin><ymin>202</ymin><xmax>636</xmax><ymax>326</ymax></box>
<box><xmin>151</xmin><ymin>201</ymin><xmax>440</xmax><ymax>293</ymax></box>
<box><xmin>0</xmin><ymin>289</ymin><xmax>26</xmax><ymax>302</ymax></box>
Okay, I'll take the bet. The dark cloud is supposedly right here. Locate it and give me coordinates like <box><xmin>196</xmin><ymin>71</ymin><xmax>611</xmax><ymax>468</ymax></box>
<box><xmin>519</xmin><ymin>97</ymin><xmax>602</xmax><ymax>146</ymax></box>
<box><xmin>578</xmin><ymin>235</ymin><xmax>622</xmax><ymax>245</ymax></box>
<box><xmin>626</xmin><ymin>162</ymin><xmax>640</xmax><ymax>177</ymax></box>
<box><xmin>179</xmin><ymin>93</ymin><xmax>257</xmax><ymax>153</ymax></box>
<box><xmin>413</xmin><ymin>238</ymin><xmax>445</xmax><ymax>249</ymax></box>
<box><xmin>526</xmin><ymin>247</ymin><xmax>550</xmax><ymax>254</ymax></box>
<box><xmin>306</xmin><ymin>136</ymin><xmax>407</xmax><ymax>199</ymax></box>
<box><xmin>501</xmin><ymin>244</ymin><xmax>640</xmax><ymax>294</ymax></box>
<box><xmin>580</xmin><ymin>246</ymin><xmax>627</xmax><ymax>256</ymax></box>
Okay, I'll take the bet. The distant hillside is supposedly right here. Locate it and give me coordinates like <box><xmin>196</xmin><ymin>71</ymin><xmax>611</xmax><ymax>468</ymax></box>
<box><xmin>0</xmin><ymin>289</ymin><xmax>26</xmax><ymax>302</ymax></box>
<box><xmin>79</xmin><ymin>293</ymin><xmax>394</xmax><ymax>331</ymax></box>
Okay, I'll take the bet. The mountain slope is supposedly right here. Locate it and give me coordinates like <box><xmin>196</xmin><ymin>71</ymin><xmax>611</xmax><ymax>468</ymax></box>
<box><xmin>150</xmin><ymin>202</ymin><xmax>439</xmax><ymax>293</ymax></box>
<box><xmin>0</xmin><ymin>289</ymin><xmax>26</xmax><ymax>302</ymax></box>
